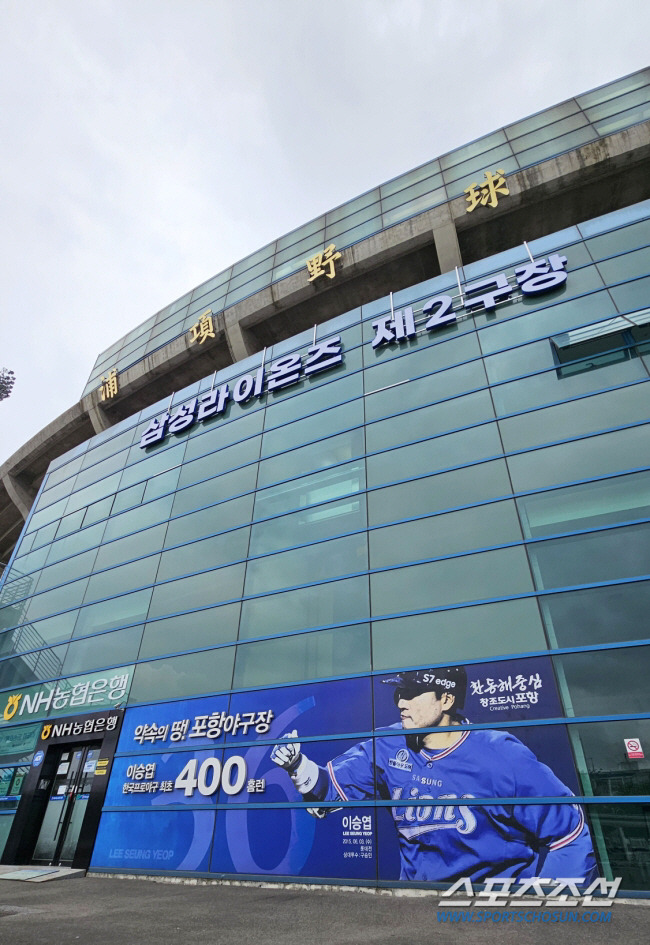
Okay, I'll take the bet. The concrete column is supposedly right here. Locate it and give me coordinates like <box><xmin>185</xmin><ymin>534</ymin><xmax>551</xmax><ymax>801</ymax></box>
<box><xmin>88</xmin><ymin>402</ymin><xmax>112</xmax><ymax>435</ymax></box>
<box><xmin>431</xmin><ymin>205</ymin><xmax>463</xmax><ymax>273</ymax></box>
<box><xmin>224</xmin><ymin>316</ymin><xmax>256</xmax><ymax>363</ymax></box>
<box><xmin>2</xmin><ymin>473</ymin><xmax>36</xmax><ymax>521</ymax></box>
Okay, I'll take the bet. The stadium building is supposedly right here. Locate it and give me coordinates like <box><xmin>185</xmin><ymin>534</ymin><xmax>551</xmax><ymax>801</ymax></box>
<box><xmin>1</xmin><ymin>68</ymin><xmax>650</xmax><ymax>892</ymax></box>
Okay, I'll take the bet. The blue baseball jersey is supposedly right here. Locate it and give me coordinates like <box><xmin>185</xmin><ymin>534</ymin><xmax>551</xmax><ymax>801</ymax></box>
<box><xmin>308</xmin><ymin>725</ymin><xmax>595</xmax><ymax>883</ymax></box>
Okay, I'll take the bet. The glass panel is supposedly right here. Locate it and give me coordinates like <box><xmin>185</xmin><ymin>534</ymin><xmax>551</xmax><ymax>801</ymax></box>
<box><xmin>244</xmin><ymin>533</ymin><xmax>367</xmax><ymax>597</ymax></box>
<box><xmin>62</xmin><ymin>625</ymin><xmax>143</xmax><ymax>676</ymax></box>
<box><xmin>557</xmin><ymin>645</ymin><xmax>650</xmax><ymax>717</ymax></box>
<box><xmin>365</xmin><ymin>359</ymin><xmax>488</xmax><ymax>428</ymax></box>
<box><xmin>380</xmin><ymin>159</ymin><xmax>440</xmax><ymax>196</ymax></box>
<box><xmin>585</xmin><ymin>219</ymin><xmax>650</xmax><ymax>261</ymax></box>
<box><xmin>440</xmin><ymin>130</ymin><xmax>508</xmax><ymax>170</ymax></box>
<box><xmin>515</xmin><ymin>126</ymin><xmax>596</xmax><ymax>168</ymax></box>
<box><xmin>0</xmin><ymin>612</ymin><xmax>76</xmax><ymax>655</ymax></box>
<box><xmin>276</xmin><ymin>217</ymin><xmax>325</xmax><ymax>251</ymax></box>
<box><xmin>102</xmin><ymin>482</ymin><xmax>145</xmax><ymax>515</ymax></box>
<box><xmin>253</xmin><ymin>461</ymin><xmax>365</xmax><ymax>522</ymax></box>
<box><xmin>22</xmin><ymin>579</ymin><xmax>89</xmax><ymax>624</ymax></box>
<box><xmin>571</xmin><ymin>719</ymin><xmax>650</xmax><ymax>798</ymax></box>
<box><xmin>577</xmin><ymin>70</ymin><xmax>650</xmax><ymax>108</ymax></box>
<box><xmin>176</xmin><ymin>437</ymin><xmax>260</xmax><ymax>490</ymax></box>
<box><xmin>261</xmin><ymin>399</ymin><xmax>364</xmax><ymax>459</ymax></box>
<box><xmin>64</xmin><ymin>473</ymin><xmax>123</xmax><ymax>517</ymax></box>
<box><xmin>73</xmin><ymin>589</ymin><xmax>152</xmax><ymax>637</ymax></box>
<box><xmin>363</xmin><ymin>331</ymin><xmax>481</xmax><ymax>394</ymax></box>
<box><xmin>264</xmin><ymin>373</ymin><xmax>363</xmax><ymax>431</ymax></box>
<box><xmin>444</xmin><ymin>142</ymin><xmax>516</xmax><ymax>184</ymax></box>
<box><xmin>165</xmin><ymin>494</ymin><xmax>254</xmax><ymax>547</ymax></box>
<box><xmin>498</xmin><ymin>380</ymin><xmax>650</xmax><ymax>452</ymax></box>
<box><xmin>369</xmin><ymin>499</ymin><xmax>522</xmax><ymax>569</ymax></box>
<box><xmin>372</xmin><ymin>597</ymin><xmax>546</xmax><ymax>671</ymax></box>
<box><xmin>33</xmin><ymin>550</ymin><xmax>98</xmax><ymax>594</ymax></box>
<box><xmin>156</xmin><ymin>527</ymin><xmax>249</xmax><ymax>582</ymax></box>
<box><xmin>171</xmin><ymin>465</ymin><xmax>258</xmax><ymax>518</ymax></box>
<box><xmin>238</xmin><ymin>575</ymin><xmax>368</xmax><ymax>640</ymax></box>
<box><xmin>129</xmin><ymin>647</ymin><xmax>235</xmax><ymax>703</ymax></box>
<box><xmin>475</xmin><ymin>276</ymin><xmax>610</xmax><ymax>352</ymax></box>
<box><xmin>324</xmin><ymin>202</ymin><xmax>380</xmax><ymax>239</ymax></box>
<box><xmin>250</xmin><ymin>494</ymin><xmax>366</xmax><ymax>557</ymax></box>
<box><xmin>102</xmin><ymin>495</ymin><xmax>174</xmax><ymax>542</ymax></box>
<box><xmin>577</xmin><ymin>197</ymin><xmax>650</xmax><ymax>238</ymax></box>
<box><xmin>232</xmin><ymin>625</ymin><xmax>370</xmax><ymax>688</ymax></box>
<box><xmin>87</xmin><ymin>526</ymin><xmax>164</xmax><ymax>576</ymax></box>
<box><xmin>119</xmin><ymin>443</ymin><xmax>186</xmax><ymax>491</ymax></box>
<box><xmin>326</xmin><ymin>189</ymin><xmax>379</xmax><ymax>225</ymax></box>
<box><xmin>146</xmin><ymin>564</ymin><xmax>246</xmax><ymax>621</ymax></box>
<box><xmin>274</xmin><ymin>232</ymin><xmax>326</xmax><ymax>267</ymax></box>
<box><xmin>529</xmin><ymin>522</ymin><xmax>650</xmax><ymax>590</ymax></box>
<box><xmin>584</xmin><ymin>83</ymin><xmax>650</xmax><ymax>121</ymax></box>
<box><xmin>83</xmin><ymin>554</ymin><xmax>160</xmax><ymax>604</ymax></box>
<box><xmin>367</xmin><ymin>459</ymin><xmax>512</xmax><ymax>526</ymax></box>
<box><xmin>540</xmin><ymin>580</ymin><xmax>650</xmax><ymax>648</ymax></box>
<box><xmin>507</xmin><ymin>104</ymin><xmax>583</xmax><ymax>146</ymax></box>
<box><xmin>381</xmin><ymin>188</ymin><xmax>447</xmax><ymax>225</ymax></box>
<box><xmin>257</xmin><ymin>429</ymin><xmax>365</xmax><ymax>491</ymax></box>
<box><xmin>610</xmin><ymin>275</ymin><xmax>650</xmax><ymax>314</ymax></box>
<box><xmin>139</xmin><ymin>603</ymin><xmax>241</xmax><ymax>659</ymax></box>
<box><xmin>519</xmin><ymin>470</ymin><xmax>650</xmax><ymax>540</ymax></box>
<box><xmin>367</xmin><ymin>389</ymin><xmax>495</xmax><ymax>454</ymax></box>
<box><xmin>366</xmin><ymin>422</ymin><xmax>503</xmax><ymax>490</ymax></box>
<box><xmin>370</xmin><ymin>545</ymin><xmax>534</xmax><ymax>617</ymax></box>
<box><xmin>82</xmin><ymin>496</ymin><xmax>115</xmax><ymax>527</ymax></box>
<box><xmin>506</xmin><ymin>424</ymin><xmax>650</xmax><ymax>494</ymax></box>
<box><xmin>184</xmin><ymin>410</ymin><xmax>265</xmax><ymax>465</ymax></box>
<box><xmin>380</xmin><ymin>174</ymin><xmax>443</xmax><ymax>211</ymax></box>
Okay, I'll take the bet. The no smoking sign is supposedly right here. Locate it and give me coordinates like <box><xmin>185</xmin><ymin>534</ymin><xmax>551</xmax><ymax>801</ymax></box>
<box><xmin>624</xmin><ymin>738</ymin><xmax>644</xmax><ymax>759</ymax></box>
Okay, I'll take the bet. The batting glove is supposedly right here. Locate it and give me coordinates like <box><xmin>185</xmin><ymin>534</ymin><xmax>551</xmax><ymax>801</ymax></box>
<box><xmin>270</xmin><ymin>730</ymin><xmax>319</xmax><ymax>794</ymax></box>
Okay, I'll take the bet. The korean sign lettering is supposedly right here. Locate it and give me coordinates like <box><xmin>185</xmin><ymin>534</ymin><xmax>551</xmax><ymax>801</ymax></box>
<box><xmin>371</xmin><ymin>254</ymin><xmax>568</xmax><ymax>349</ymax></box>
<box><xmin>132</xmin><ymin>709</ymin><xmax>274</xmax><ymax>745</ymax></box>
<box><xmin>1</xmin><ymin>672</ymin><xmax>131</xmax><ymax>725</ymax></box>
<box><xmin>40</xmin><ymin>714</ymin><xmax>120</xmax><ymax>741</ymax></box>
<box><xmin>139</xmin><ymin>336</ymin><xmax>343</xmax><ymax>449</ymax></box>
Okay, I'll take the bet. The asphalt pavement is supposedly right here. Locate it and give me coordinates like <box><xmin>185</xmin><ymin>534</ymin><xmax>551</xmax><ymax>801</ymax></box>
<box><xmin>1</xmin><ymin>874</ymin><xmax>650</xmax><ymax>945</ymax></box>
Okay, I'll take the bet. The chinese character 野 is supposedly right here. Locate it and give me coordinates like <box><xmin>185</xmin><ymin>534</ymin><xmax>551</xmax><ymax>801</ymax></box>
<box><xmin>465</xmin><ymin>169</ymin><xmax>510</xmax><ymax>213</ymax></box>
<box><xmin>189</xmin><ymin>310</ymin><xmax>216</xmax><ymax>345</ymax></box>
<box><xmin>98</xmin><ymin>369</ymin><xmax>118</xmax><ymax>400</ymax></box>
<box><xmin>306</xmin><ymin>244</ymin><xmax>342</xmax><ymax>282</ymax></box>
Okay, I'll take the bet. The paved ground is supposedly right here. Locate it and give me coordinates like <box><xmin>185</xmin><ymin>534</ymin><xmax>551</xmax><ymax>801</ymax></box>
<box><xmin>0</xmin><ymin>874</ymin><xmax>649</xmax><ymax>945</ymax></box>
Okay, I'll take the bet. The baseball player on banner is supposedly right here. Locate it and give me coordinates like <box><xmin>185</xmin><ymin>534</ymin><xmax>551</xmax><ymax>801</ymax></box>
<box><xmin>271</xmin><ymin>665</ymin><xmax>596</xmax><ymax>883</ymax></box>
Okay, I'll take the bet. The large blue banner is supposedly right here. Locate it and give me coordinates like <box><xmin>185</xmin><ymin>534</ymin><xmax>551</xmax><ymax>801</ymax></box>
<box><xmin>92</xmin><ymin>656</ymin><xmax>596</xmax><ymax>884</ymax></box>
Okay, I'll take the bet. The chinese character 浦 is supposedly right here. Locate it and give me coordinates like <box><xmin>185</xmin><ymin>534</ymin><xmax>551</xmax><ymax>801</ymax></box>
<box><xmin>99</xmin><ymin>369</ymin><xmax>118</xmax><ymax>401</ymax></box>
<box><xmin>465</xmin><ymin>169</ymin><xmax>510</xmax><ymax>213</ymax></box>
<box><xmin>189</xmin><ymin>310</ymin><xmax>216</xmax><ymax>345</ymax></box>
<box><xmin>306</xmin><ymin>244</ymin><xmax>342</xmax><ymax>282</ymax></box>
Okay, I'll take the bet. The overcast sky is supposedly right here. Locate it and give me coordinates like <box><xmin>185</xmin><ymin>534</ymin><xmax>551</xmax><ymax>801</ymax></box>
<box><xmin>1</xmin><ymin>0</ymin><xmax>649</xmax><ymax>467</ymax></box>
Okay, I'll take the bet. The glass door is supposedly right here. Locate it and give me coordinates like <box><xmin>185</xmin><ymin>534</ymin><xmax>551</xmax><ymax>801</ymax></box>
<box><xmin>32</xmin><ymin>743</ymin><xmax>100</xmax><ymax>866</ymax></box>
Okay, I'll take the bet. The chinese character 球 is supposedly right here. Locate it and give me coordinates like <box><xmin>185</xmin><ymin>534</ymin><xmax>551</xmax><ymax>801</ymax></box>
<box><xmin>465</xmin><ymin>169</ymin><xmax>510</xmax><ymax>213</ymax></box>
<box><xmin>306</xmin><ymin>244</ymin><xmax>342</xmax><ymax>282</ymax></box>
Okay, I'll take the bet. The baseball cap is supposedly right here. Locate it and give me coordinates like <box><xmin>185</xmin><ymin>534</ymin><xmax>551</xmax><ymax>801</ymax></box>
<box><xmin>382</xmin><ymin>666</ymin><xmax>467</xmax><ymax>708</ymax></box>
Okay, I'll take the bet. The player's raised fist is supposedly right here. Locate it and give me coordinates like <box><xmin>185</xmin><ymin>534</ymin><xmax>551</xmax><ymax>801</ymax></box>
<box><xmin>270</xmin><ymin>730</ymin><xmax>302</xmax><ymax>771</ymax></box>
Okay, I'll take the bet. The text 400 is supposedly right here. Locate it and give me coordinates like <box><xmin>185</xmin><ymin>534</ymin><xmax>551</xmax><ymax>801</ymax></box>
<box><xmin>174</xmin><ymin>757</ymin><xmax>247</xmax><ymax>797</ymax></box>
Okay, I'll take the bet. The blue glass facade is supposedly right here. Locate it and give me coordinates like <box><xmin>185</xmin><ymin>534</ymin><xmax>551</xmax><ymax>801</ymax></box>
<box><xmin>1</xmin><ymin>142</ymin><xmax>650</xmax><ymax>889</ymax></box>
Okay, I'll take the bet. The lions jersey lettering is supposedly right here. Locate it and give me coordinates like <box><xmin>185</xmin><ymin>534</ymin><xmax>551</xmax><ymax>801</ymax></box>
<box><xmin>308</xmin><ymin>725</ymin><xmax>596</xmax><ymax>883</ymax></box>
